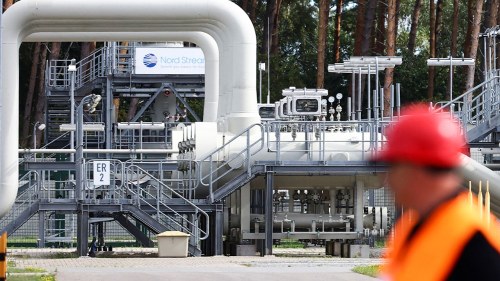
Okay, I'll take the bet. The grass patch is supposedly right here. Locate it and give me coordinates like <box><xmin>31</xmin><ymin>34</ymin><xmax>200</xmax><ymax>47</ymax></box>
<box><xmin>7</xmin><ymin>261</ymin><xmax>54</xmax><ymax>281</ymax></box>
<box><xmin>352</xmin><ymin>265</ymin><xmax>380</xmax><ymax>278</ymax></box>
<box><xmin>374</xmin><ymin>240</ymin><xmax>386</xmax><ymax>248</ymax></box>
<box><xmin>7</xmin><ymin>274</ymin><xmax>55</xmax><ymax>281</ymax></box>
<box><xmin>273</xmin><ymin>239</ymin><xmax>305</xmax><ymax>249</ymax></box>
<box><xmin>44</xmin><ymin>251</ymin><xmax>78</xmax><ymax>259</ymax></box>
<box><xmin>8</xmin><ymin>267</ymin><xmax>46</xmax><ymax>273</ymax></box>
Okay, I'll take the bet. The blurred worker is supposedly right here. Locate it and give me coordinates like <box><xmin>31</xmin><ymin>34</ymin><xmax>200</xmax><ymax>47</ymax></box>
<box><xmin>374</xmin><ymin>104</ymin><xmax>500</xmax><ymax>281</ymax></box>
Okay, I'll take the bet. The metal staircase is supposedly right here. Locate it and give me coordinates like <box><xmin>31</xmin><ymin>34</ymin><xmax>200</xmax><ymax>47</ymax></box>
<box><xmin>116</xmin><ymin>165</ymin><xmax>208</xmax><ymax>256</ymax></box>
<box><xmin>197</xmin><ymin>123</ymin><xmax>265</xmax><ymax>203</ymax></box>
<box><xmin>0</xmin><ymin>172</ymin><xmax>40</xmax><ymax>235</ymax></box>
<box><xmin>437</xmin><ymin>75</ymin><xmax>500</xmax><ymax>143</ymax></box>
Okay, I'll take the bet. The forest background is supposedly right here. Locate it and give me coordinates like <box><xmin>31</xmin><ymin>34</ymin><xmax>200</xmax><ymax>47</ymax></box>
<box><xmin>3</xmin><ymin>0</ymin><xmax>498</xmax><ymax>147</ymax></box>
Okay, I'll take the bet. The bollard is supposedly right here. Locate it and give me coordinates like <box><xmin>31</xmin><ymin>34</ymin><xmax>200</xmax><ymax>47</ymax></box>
<box><xmin>486</xmin><ymin>181</ymin><xmax>491</xmax><ymax>227</ymax></box>
<box><xmin>0</xmin><ymin>232</ymin><xmax>6</xmax><ymax>281</ymax></box>
<box><xmin>478</xmin><ymin>181</ymin><xmax>483</xmax><ymax>220</ymax></box>
<box><xmin>468</xmin><ymin>181</ymin><xmax>473</xmax><ymax>206</ymax></box>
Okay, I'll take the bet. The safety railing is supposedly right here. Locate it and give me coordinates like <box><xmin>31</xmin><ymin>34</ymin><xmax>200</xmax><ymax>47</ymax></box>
<box><xmin>44</xmin><ymin>213</ymin><xmax>76</xmax><ymax>244</ymax></box>
<box><xmin>47</xmin><ymin>59</ymin><xmax>72</xmax><ymax>88</ymax></box>
<box><xmin>114</xmin><ymin>122</ymin><xmax>174</xmax><ymax>150</ymax></box>
<box><xmin>84</xmin><ymin>160</ymin><xmax>125</xmax><ymax>202</ymax></box>
<box><xmin>110</xmin><ymin>42</ymin><xmax>135</xmax><ymax>74</ymax></box>
<box><xmin>198</xmin><ymin>123</ymin><xmax>265</xmax><ymax>197</ymax></box>
<box><xmin>47</xmin><ymin>42</ymin><xmax>135</xmax><ymax>91</ymax></box>
<box><xmin>75</xmin><ymin>48</ymin><xmax>108</xmax><ymax>88</ymax></box>
<box><xmin>436</xmin><ymin>75</ymin><xmax>500</xmax><ymax>135</ymax></box>
<box><xmin>0</xmin><ymin>171</ymin><xmax>40</xmax><ymax>230</ymax></box>
<box><xmin>265</xmin><ymin>120</ymin><xmax>388</xmax><ymax>162</ymax></box>
<box><xmin>124</xmin><ymin>159</ymin><xmax>199</xmax><ymax>199</ymax></box>
<box><xmin>124</xmin><ymin>164</ymin><xmax>209</xmax><ymax>240</ymax></box>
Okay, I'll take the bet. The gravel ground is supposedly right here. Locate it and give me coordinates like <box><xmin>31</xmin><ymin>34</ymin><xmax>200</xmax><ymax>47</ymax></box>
<box><xmin>7</xmin><ymin>247</ymin><xmax>384</xmax><ymax>281</ymax></box>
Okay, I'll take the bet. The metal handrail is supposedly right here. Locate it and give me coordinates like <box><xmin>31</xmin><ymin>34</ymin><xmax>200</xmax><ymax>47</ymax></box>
<box><xmin>125</xmin><ymin>164</ymin><xmax>209</xmax><ymax>240</ymax></box>
<box><xmin>198</xmin><ymin>123</ymin><xmax>265</xmax><ymax>198</ymax></box>
<box><xmin>0</xmin><ymin>171</ymin><xmax>40</xmax><ymax>229</ymax></box>
<box><xmin>436</xmin><ymin>76</ymin><xmax>500</xmax><ymax>134</ymax></box>
<box><xmin>265</xmin><ymin>120</ymin><xmax>384</xmax><ymax>162</ymax></box>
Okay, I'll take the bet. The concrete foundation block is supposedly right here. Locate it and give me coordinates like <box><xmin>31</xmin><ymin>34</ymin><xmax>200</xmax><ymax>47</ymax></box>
<box><xmin>325</xmin><ymin>241</ymin><xmax>333</xmax><ymax>256</ymax></box>
<box><xmin>341</xmin><ymin>243</ymin><xmax>350</xmax><ymax>258</ymax></box>
<box><xmin>348</xmin><ymin>245</ymin><xmax>370</xmax><ymax>258</ymax></box>
<box><xmin>333</xmin><ymin>242</ymin><xmax>342</xmax><ymax>257</ymax></box>
<box><xmin>235</xmin><ymin>244</ymin><xmax>257</xmax><ymax>256</ymax></box>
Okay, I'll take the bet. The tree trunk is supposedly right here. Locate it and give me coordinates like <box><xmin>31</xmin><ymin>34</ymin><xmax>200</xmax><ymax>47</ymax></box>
<box><xmin>486</xmin><ymin>0</ymin><xmax>499</xmax><ymax>28</ymax></box>
<box><xmin>353</xmin><ymin>0</ymin><xmax>367</xmax><ymax>56</ymax></box>
<box><xmin>497</xmin><ymin>2</ymin><xmax>500</xmax><ymax>69</ymax></box>
<box><xmin>427</xmin><ymin>0</ymin><xmax>436</xmax><ymax>100</ymax></box>
<box><xmin>463</xmin><ymin>0</ymin><xmax>475</xmax><ymax>59</ymax></box>
<box><xmin>464</xmin><ymin>0</ymin><xmax>485</xmax><ymax>91</ymax></box>
<box><xmin>250</xmin><ymin>0</ymin><xmax>258</xmax><ymax>24</ymax></box>
<box><xmin>21</xmin><ymin>43</ymin><xmax>41</xmax><ymax>148</ymax></box>
<box><xmin>333</xmin><ymin>0</ymin><xmax>344</xmax><ymax>62</ymax></box>
<box><xmin>33</xmin><ymin>45</ymin><xmax>48</xmax><ymax>148</ymax></box>
<box><xmin>384</xmin><ymin>0</ymin><xmax>397</xmax><ymax>114</ymax></box>
<box><xmin>449</xmin><ymin>0</ymin><xmax>459</xmax><ymax>99</ymax></box>
<box><xmin>374</xmin><ymin>0</ymin><xmax>386</xmax><ymax>55</ymax></box>
<box><xmin>407</xmin><ymin>0</ymin><xmax>422</xmax><ymax>54</ymax></box>
<box><xmin>49</xmin><ymin>42</ymin><xmax>62</xmax><ymax>61</ymax></box>
<box><xmin>261</xmin><ymin>0</ymin><xmax>282</xmax><ymax>55</ymax></box>
<box><xmin>242</xmin><ymin>0</ymin><xmax>249</xmax><ymax>11</ymax></box>
<box><xmin>271</xmin><ymin>0</ymin><xmax>283</xmax><ymax>55</ymax></box>
<box><xmin>3</xmin><ymin>0</ymin><xmax>13</xmax><ymax>11</ymax></box>
<box><xmin>361</xmin><ymin>0</ymin><xmax>377</xmax><ymax>55</ymax></box>
<box><xmin>435</xmin><ymin>0</ymin><xmax>444</xmax><ymax>56</ymax></box>
<box><xmin>450</xmin><ymin>0</ymin><xmax>459</xmax><ymax>57</ymax></box>
<box><xmin>317</xmin><ymin>0</ymin><xmax>331</xmax><ymax>88</ymax></box>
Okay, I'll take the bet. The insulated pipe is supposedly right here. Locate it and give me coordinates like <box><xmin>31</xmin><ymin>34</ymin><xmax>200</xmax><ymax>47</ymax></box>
<box><xmin>26</xmin><ymin>31</ymin><xmax>220</xmax><ymax>122</ymax></box>
<box><xmin>1</xmin><ymin>0</ymin><xmax>259</xmax><ymax>218</ymax></box>
<box><xmin>460</xmin><ymin>154</ymin><xmax>500</xmax><ymax>205</ymax></box>
<box><xmin>30</xmin><ymin>23</ymin><xmax>233</xmax><ymax>127</ymax></box>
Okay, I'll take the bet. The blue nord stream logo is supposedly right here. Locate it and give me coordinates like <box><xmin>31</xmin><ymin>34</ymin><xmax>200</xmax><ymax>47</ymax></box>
<box><xmin>143</xmin><ymin>53</ymin><xmax>158</xmax><ymax>68</ymax></box>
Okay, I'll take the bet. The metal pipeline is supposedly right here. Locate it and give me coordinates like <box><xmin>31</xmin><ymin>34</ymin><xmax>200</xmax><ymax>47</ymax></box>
<box><xmin>0</xmin><ymin>0</ymin><xmax>259</xmax><ymax>218</ymax></box>
<box><xmin>18</xmin><ymin>149</ymin><xmax>177</xmax><ymax>154</ymax></box>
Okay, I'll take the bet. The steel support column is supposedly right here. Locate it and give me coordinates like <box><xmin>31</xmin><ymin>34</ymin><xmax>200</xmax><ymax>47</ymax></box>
<box><xmin>214</xmin><ymin>205</ymin><xmax>224</xmax><ymax>256</ymax></box>
<box><xmin>105</xmin><ymin>77</ymin><xmax>112</xmax><ymax>150</ymax></box>
<box><xmin>38</xmin><ymin>211</ymin><xmax>45</xmax><ymax>248</ymax></box>
<box><xmin>240</xmin><ymin>184</ymin><xmax>251</xmax><ymax>239</ymax></box>
<box><xmin>355</xmin><ymin>180</ymin><xmax>364</xmax><ymax>233</ymax></box>
<box><xmin>265</xmin><ymin>170</ymin><xmax>274</xmax><ymax>256</ymax></box>
<box><xmin>76</xmin><ymin>208</ymin><xmax>89</xmax><ymax>257</ymax></box>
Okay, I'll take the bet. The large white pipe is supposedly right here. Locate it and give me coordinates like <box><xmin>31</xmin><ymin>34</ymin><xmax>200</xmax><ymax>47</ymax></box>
<box><xmin>26</xmin><ymin>31</ymin><xmax>220</xmax><ymax>122</ymax></box>
<box><xmin>460</xmin><ymin>154</ymin><xmax>500</xmax><ymax>202</ymax></box>
<box><xmin>1</xmin><ymin>0</ymin><xmax>259</xmax><ymax>218</ymax></box>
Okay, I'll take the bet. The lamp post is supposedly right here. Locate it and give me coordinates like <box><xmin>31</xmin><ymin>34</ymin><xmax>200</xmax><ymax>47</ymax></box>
<box><xmin>68</xmin><ymin>59</ymin><xmax>77</xmax><ymax>162</ymax></box>
<box><xmin>75</xmin><ymin>94</ymin><xmax>102</xmax><ymax>201</ymax></box>
<box><xmin>427</xmin><ymin>57</ymin><xmax>474</xmax><ymax>102</ymax></box>
<box><xmin>33</xmin><ymin>122</ymin><xmax>46</xmax><ymax>160</ymax></box>
<box><xmin>259</xmin><ymin>62</ymin><xmax>266</xmax><ymax>104</ymax></box>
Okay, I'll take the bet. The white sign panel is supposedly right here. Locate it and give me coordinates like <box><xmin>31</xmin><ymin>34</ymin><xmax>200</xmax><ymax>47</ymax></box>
<box><xmin>93</xmin><ymin>161</ymin><xmax>110</xmax><ymax>186</ymax></box>
<box><xmin>135</xmin><ymin>47</ymin><xmax>205</xmax><ymax>75</ymax></box>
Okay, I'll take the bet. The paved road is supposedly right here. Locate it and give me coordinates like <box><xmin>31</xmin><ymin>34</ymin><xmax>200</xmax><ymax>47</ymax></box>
<box><xmin>13</xmin><ymin>256</ymin><xmax>382</xmax><ymax>281</ymax></box>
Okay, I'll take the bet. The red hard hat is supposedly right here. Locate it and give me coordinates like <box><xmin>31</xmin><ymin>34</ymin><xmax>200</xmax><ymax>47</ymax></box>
<box><xmin>374</xmin><ymin>104</ymin><xmax>467</xmax><ymax>168</ymax></box>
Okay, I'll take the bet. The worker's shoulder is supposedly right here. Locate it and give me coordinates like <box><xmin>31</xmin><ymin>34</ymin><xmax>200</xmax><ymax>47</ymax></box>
<box><xmin>446</xmin><ymin>195</ymin><xmax>500</xmax><ymax>250</ymax></box>
<box><xmin>446</xmin><ymin>231</ymin><xmax>500</xmax><ymax>281</ymax></box>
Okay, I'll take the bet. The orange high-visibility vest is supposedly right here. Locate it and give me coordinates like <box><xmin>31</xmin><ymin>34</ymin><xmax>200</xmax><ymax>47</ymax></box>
<box><xmin>382</xmin><ymin>193</ymin><xmax>500</xmax><ymax>281</ymax></box>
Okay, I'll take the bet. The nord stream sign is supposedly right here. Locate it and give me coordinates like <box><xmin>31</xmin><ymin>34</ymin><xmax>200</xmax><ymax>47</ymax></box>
<box><xmin>135</xmin><ymin>47</ymin><xmax>205</xmax><ymax>75</ymax></box>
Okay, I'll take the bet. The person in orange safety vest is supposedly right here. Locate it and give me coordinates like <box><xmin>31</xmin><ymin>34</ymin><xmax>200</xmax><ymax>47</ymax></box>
<box><xmin>373</xmin><ymin>104</ymin><xmax>500</xmax><ymax>281</ymax></box>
